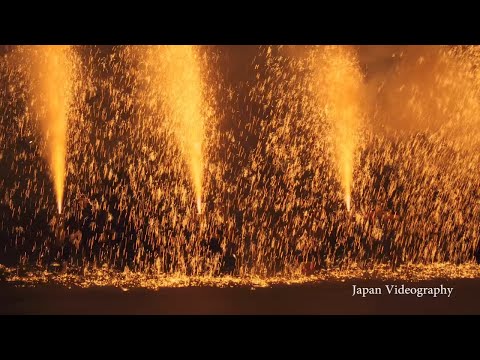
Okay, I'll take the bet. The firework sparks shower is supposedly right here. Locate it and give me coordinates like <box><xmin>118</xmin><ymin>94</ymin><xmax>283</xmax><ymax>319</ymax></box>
<box><xmin>144</xmin><ymin>45</ymin><xmax>207</xmax><ymax>214</ymax></box>
<box><xmin>0</xmin><ymin>45</ymin><xmax>479</xmax><ymax>290</ymax></box>
<box><xmin>25</xmin><ymin>45</ymin><xmax>77</xmax><ymax>214</ymax></box>
<box><xmin>312</xmin><ymin>46</ymin><xmax>365</xmax><ymax>211</ymax></box>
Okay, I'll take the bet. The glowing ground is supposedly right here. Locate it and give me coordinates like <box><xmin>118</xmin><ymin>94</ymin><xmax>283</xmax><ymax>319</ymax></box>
<box><xmin>2</xmin><ymin>263</ymin><xmax>479</xmax><ymax>314</ymax></box>
<box><xmin>2</xmin><ymin>262</ymin><xmax>480</xmax><ymax>289</ymax></box>
<box><xmin>2</xmin><ymin>277</ymin><xmax>480</xmax><ymax>315</ymax></box>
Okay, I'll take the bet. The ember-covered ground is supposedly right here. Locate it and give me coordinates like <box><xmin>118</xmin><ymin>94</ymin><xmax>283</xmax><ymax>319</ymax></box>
<box><xmin>1</xmin><ymin>279</ymin><xmax>480</xmax><ymax>314</ymax></box>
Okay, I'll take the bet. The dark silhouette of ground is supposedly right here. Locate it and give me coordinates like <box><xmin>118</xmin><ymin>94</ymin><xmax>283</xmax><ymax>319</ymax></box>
<box><xmin>1</xmin><ymin>279</ymin><xmax>479</xmax><ymax>314</ymax></box>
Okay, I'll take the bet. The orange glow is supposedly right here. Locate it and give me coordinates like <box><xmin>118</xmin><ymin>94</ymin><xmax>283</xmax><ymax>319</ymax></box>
<box><xmin>145</xmin><ymin>46</ymin><xmax>206</xmax><ymax>215</ymax></box>
<box><xmin>312</xmin><ymin>46</ymin><xmax>365</xmax><ymax>211</ymax></box>
<box><xmin>26</xmin><ymin>46</ymin><xmax>76</xmax><ymax>214</ymax></box>
<box><xmin>1</xmin><ymin>45</ymin><xmax>479</xmax><ymax>283</ymax></box>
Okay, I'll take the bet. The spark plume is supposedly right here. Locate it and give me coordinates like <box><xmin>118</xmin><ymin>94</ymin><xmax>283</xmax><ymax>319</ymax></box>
<box><xmin>25</xmin><ymin>46</ymin><xmax>77</xmax><ymax>214</ymax></box>
<box><xmin>312</xmin><ymin>46</ymin><xmax>365</xmax><ymax>211</ymax></box>
<box><xmin>144</xmin><ymin>45</ymin><xmax>207</xmax><ymax>214</ymax></box>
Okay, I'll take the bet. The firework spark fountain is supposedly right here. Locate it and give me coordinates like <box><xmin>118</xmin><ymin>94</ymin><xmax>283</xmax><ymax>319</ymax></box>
<box><xmin>143</xmin><ymin>45</ymin><xmax>207</xmax><ymax>214</ymax></box>
<box><xmin>0</xmin><ymin>45</ymin><xmax>479</xmax><ymax>288</ymax></box>
<box><xmin>311</xmin><ymin>46</ymin><xmax>365</xmax><ymax>211</ymax></box>
<box><xmin>24</xmin><ymin>45</ymin><xmax>77</xmax><ymax>214</ymax></box>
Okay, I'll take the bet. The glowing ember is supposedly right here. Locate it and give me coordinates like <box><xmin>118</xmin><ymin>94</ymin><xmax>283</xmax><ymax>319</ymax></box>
<box><xmin>3</xmin><ymin>262</ymin><xmax>480</xmax><ymax>290</ymax></box>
